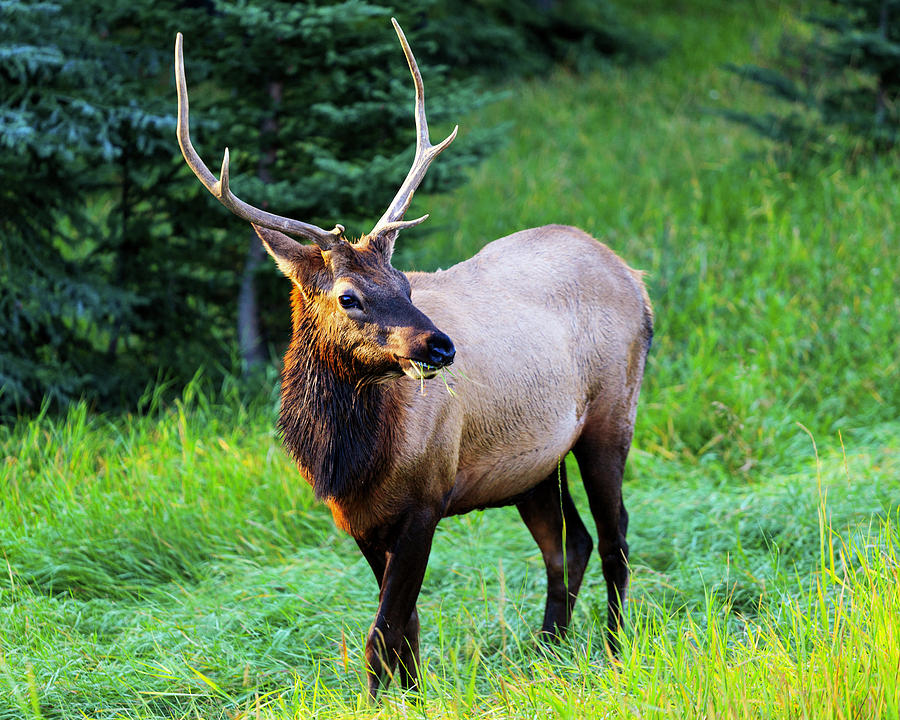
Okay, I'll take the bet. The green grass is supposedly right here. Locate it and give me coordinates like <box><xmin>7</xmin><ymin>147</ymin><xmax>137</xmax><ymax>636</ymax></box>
<box><xmin>3</xmin><ymin>388</ymin><xmax>898</xmax><ymax>718</ymax></box>
<box><xmin>3</xmin><ymin>1</ymin><xmax>900</xmax><ymax>717</ymax></box>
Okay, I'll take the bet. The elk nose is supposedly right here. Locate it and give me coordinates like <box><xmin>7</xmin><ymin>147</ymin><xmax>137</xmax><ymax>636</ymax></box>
<box><xmin>427</xmin><ymin>332</ymin><xmax>455</xmax><ymax>366</ymax></box>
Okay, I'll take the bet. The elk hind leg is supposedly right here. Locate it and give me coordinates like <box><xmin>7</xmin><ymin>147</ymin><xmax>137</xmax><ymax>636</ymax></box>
<box><xmin>516</xmin><ymin>463</ymin><xmax>593</xmax><ymax>638</ymax></box>
<box><xmin>572</xmin><ymin>421</ymin><xmax>632</xmax><ymax>653</ymax></box>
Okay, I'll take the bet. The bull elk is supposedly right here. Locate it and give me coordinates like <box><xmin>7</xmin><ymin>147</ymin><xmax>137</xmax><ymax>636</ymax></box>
<box><xmin>175</xmin><ymin>20</ymin><xmax>653</xmax><ymax>699</ymax></box>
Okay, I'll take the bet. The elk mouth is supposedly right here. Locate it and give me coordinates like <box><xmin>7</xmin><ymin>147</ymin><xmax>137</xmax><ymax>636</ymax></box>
<box><xmin>397</xmin><ymin>356</ymin><xmax>448</xmax><ymax>380</ymax></box>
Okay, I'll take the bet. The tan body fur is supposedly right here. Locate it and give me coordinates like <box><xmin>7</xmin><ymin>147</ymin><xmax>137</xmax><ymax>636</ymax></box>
<box><xmin>328</xmin><ymin>224</ymin><xmax>652</xmax><ymax>535</ymax></box>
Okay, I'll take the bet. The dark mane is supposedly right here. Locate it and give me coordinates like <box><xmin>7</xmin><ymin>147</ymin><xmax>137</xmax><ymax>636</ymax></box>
<box><xmin>277</xmin><ymin>289</ymin><xmax>397</xmax><ymax>501</ymax></box>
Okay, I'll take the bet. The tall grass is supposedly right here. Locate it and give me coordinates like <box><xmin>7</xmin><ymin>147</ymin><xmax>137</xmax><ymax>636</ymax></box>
<box><xmin>2</xmin><ymin>392</ymin><xmax>897</xmax><ymax>717</ymax></box>
<box><xmin>1</xmin><ymin>375</ymin><xmax>330</xmax><ymax>601</ymax></box>
<box><xmin>3</xmin><ymin>0</ymin><xmax>899</xmax><ymax>717</ymax></box>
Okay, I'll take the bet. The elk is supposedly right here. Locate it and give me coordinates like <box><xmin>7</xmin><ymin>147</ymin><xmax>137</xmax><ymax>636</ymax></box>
<box><xmin>175</xmin><ymin>20</ymin><xmax>652</xmax><ymax>700</ymax></box>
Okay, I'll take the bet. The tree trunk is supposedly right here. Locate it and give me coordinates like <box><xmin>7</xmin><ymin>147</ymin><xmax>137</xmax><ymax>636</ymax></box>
<box><xmin>237</xmin><ymin>234</ymin><xmax>267</xmax><ymax>369</ymax></box>
<box><xmin>236</xmin><ymin>80</ymin><xmax>283</xmax><ymax>371</ymax></box>
<box><xmin>107</xmin><ymin>144</ymin><xmax>131</xmax><ymax>360</ymax></box>
<box><xmin>876</xmin><ymin>1</ymin><xmax>889</xmax><ymax>128</ymax></box>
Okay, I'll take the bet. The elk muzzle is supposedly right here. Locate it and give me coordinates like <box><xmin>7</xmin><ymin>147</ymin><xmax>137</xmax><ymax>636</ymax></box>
<box><xmin>396</xmin><ymin>329</ymin><xmax>455</xmax><ymax>379</ymax></box>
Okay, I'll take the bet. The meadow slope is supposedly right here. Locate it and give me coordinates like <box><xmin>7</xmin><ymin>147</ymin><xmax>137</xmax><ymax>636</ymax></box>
<box><xmin>2</xmin><ymin>1</ymin><xmax>899</xmax><ymax>717</ymax></box>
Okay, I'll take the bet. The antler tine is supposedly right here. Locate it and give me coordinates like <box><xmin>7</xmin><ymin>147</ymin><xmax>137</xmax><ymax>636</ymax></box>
<box><xmin>175</xmin><ymin>32</ymin><xmax>344</xmax><ymax>250</ymax></box>
<box><xmin>368</xmin><ymin>19</ymin><xmax>458</xmax><ymax>240</ymax></box>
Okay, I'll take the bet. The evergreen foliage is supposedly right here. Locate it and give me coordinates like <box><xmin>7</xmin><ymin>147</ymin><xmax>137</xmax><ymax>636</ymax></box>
<box><xmin>0</xmin><ymin>0</ymin><xmax>179</xmax><ymax>411</ymax></box>
<box><xmin>723</xmin><ymin>0</ymin><xmax>900</xmax><ymax>157</ymax></box>
<box><xmin>426</xmin><ymin>0</ymin><xmax>651</xmax><ymax>77</ymax></box>
<box><xmin>0</xmin><ymin>0</ymin><xmax>643</xmax><ymax>417</ymax></box>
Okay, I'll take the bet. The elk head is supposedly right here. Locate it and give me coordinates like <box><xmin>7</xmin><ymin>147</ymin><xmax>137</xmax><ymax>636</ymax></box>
<box><xmin>174</xmin><ymin>20</ymin><xmax>457</xmax><ymax>381</ymax></box>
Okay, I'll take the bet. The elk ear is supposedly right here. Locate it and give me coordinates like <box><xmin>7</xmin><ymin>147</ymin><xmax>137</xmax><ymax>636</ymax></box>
<box><xmin>253</xmin><ymin>225</ymin><xmax>325</xmax><ymax>288</ymax></box>
<box><xmin>365</xmin><ymin>229</ymin><xmax>399</xmax><ymax>263</ymax></box>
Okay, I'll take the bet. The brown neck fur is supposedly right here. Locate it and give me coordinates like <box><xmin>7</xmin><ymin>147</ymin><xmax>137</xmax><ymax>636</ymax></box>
<box><xmin>278</xmin><ymin>286</ymin><xmax>400</xmax><ymax>502</ymax></box>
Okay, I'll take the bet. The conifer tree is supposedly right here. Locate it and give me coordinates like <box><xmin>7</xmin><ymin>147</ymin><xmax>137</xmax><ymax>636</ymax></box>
<box><xmin>0</xmin><ymin>0</ymin><xmax>178</xmax><ymax>410</ymax></box>
<box><xmin>724</xmin><ymin>0</ymin><xmax>900</xmax><ymax>156</ymax></box>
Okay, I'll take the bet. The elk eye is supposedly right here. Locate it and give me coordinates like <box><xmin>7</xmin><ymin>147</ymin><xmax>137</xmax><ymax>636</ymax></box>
<box><xmin>338</xmin><ymin>293</ymin><xmax>361</xmax><ymax>310</ymax></box>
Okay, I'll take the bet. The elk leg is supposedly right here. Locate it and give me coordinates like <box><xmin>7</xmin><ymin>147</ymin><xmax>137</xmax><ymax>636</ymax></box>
<box><xmin>516</xmin><ymin>464</ymin><xmax>593</xmax><ymax>638</ymax></box>
<box><xmin>355</xmin><ymin>537</ymin><xmax>422</xmax><ymax>692</ymax></box>
<box><xmin>400</xmin><ymin>607</ymin><xmax>420</xmax><ymax>690</ymax></box>
<box><xmin>573</xmin><ymin>428</ymin><xmax>631</xmax><ymax>654</ymax></box>
<box><xmin>360</xmin><ymin>509</ymin><xmax>437</xmax><ymax>700</ymax></box>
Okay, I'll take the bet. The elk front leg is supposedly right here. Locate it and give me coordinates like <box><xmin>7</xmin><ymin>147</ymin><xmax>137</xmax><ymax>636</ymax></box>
<box><xmin>355</xmin><ymin>537</ymin><xmax>423</xmax><ymax>692</ymax></box>
<box><xmin>361</xmin><ymin>509</ymin><xmax>437</xmax><ymax>700</ymax></box>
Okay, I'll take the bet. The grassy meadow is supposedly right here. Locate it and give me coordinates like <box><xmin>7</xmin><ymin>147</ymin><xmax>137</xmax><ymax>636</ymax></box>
<box><xmin>3</xmin><ymin>1</ymin><xmax>900</xmax><ymax>717</ymax></box>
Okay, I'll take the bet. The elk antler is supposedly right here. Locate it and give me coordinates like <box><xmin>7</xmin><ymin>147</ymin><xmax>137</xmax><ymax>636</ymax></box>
<box><xmin>174</xmin><ymin>33</ymin><xmax>344</xmax><ymax>250</ymax></box>
<box><xmin>367</xmin><ymin>19</ymin><xmax>458</xmax><ymax>245</ymax></box>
